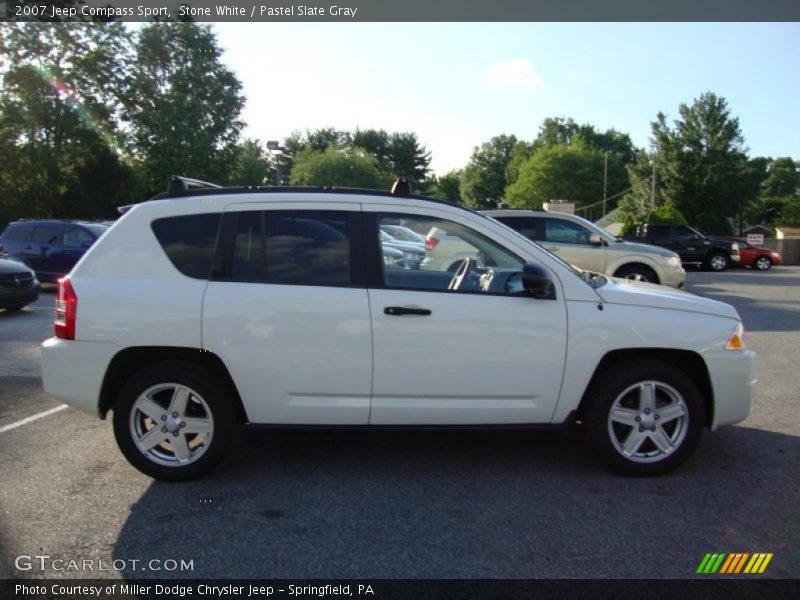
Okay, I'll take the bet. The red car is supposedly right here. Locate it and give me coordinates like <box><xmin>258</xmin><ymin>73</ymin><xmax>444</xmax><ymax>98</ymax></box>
<box><xmin>730</xmin><ymin>239</ymin><xmax>782</xmax><ymax>271</ymax></box>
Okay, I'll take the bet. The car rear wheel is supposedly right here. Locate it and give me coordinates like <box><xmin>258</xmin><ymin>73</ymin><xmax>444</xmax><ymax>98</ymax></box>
<box><xmin>584</xmin><ymin>359</ymin><xmax>704</xmax><ymax>476</ymax></box>
<box><xmin>754</xmin><ymin>256</ymin><xmax>772</xmax><ymax>271</ymax></box>
<box><xmin>707</xmin><ymin>253</ymin><xmax>729</xmax><ymax>271</ymax></box>
<box><xmin>112</xmin><ymin>361</ymin><xmax>236</xmax><ymax>481</ymax></box>
<box><xmin>614</xmin><ymin>264</ymin><xmax>658</xmax><ymax>284</ymax></box>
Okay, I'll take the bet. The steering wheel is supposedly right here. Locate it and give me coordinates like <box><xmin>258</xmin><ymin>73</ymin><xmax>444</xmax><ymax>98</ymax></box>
<box><xmin>448</xmin><ymin>257</ymin><xmax>476</xmax><ymax>291</ymax></box>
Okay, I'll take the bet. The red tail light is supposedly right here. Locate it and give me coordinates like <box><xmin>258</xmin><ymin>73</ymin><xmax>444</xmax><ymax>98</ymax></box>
<box><xmin>54</xmin><ymin>278</ymin><xmax>77</xmax><ymax>340</ymax></box>
<box><xmin>425</xmin><ymin>237</ymin><xmax>440</xmax><ymax>251</ymax></box>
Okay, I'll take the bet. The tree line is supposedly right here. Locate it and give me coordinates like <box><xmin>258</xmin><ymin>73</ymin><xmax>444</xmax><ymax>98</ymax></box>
<box><xmin>1</xmin><ymin>22</ymin><xmax>798</xmax><ymax>235</ymax></box>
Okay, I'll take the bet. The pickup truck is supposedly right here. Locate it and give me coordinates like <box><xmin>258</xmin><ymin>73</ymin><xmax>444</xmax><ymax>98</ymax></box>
<box><xmin>625</xmin><ymin>224</ymin><xmax>739</xmax><ymax>271</ymax></box>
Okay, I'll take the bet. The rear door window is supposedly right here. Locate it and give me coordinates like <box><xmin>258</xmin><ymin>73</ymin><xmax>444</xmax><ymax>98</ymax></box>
<box><xmin>31</xmin><ymin>224</ymin><xmax>64</xmax><ymax>245</ymax></box>
<box><xmin>494</xmin><ymin>216</ymin><xmax>543</xmax><ymax>241</ymax></box>
<box><xmin>228</xmin><ymin>210</ymin><xmax>353</xmax><ymax>286</ymax></box>
<box><xmin>3</xmin><ymin>224</ymin><xmax>34</xmax><ymax>242</ymax></box>
<box><xmin>63</xmin><ymin>226</ymin><xmax>96</xmax><ymax>248</ymax></box>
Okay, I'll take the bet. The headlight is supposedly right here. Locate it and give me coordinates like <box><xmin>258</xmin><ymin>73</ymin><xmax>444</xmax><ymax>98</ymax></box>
<box><xmin>770</xmin><ymin>252</ymin><xmax>780</xmax><ymax>258</ymax></box>
<box><xmin>725</xmin><ymin>322</ymin><xmax>745</xmax><ymax>350</ymax></box>
<box><xmin>731</xmin><ymin>243</ymin><xmax>739</xmax><ymax>251</ymax></box>
<box><xmin>662</xmin><ymin>256</ymin><xmax>682</xmax><ymax>268</ymax></box>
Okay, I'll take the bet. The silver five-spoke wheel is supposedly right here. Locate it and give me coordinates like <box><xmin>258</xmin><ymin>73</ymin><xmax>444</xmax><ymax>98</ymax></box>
<box><xmin>607</xmin><ymin>380</ymin><xmax>688</xmax><ymax>463</ymax></box>
<box><xmin>129</xmin><ymin>383</ymin><xmax>214</xmax><ymax>467</ymax></box>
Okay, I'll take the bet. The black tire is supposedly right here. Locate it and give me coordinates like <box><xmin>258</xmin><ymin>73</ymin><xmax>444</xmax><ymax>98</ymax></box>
<box><xmin>614</xmin><ymin>264</ymin><xmax>659</xmax><ymax>284</ymax></box>
<box><xmin>706</xmin><ymin>253</ymin><xmax>730</xmax><ymax>272</ymax></box>
<box><xmin>584</xmin><ymin>359</ymin><xmax>704</xmax><ymax>476</ymax></box>
<box><xmin>2</xmin><ymin>303</ymin><xmax>28</xmax><ymax>312</ymax></box>
<box><xmin>753</xmin><ymin>256</ymin><xmax>772</xmax><ymax>271</ymax></box>
<box><xmin>112</xmin><ymin>361</ymin><xmax>236</xmax><ymax>481</ymax></box>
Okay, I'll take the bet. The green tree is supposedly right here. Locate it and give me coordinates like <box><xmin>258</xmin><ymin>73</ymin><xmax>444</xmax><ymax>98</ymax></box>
<box><xmin>505</xmin><ymin>138</ymin><xmax>627</xmax><ymax>214</ymax></box>
<box><xmin>762</xmin><ymin>157</ymin><xmax>799</xmax><ymax>198</ymax></box>
<box><xmin>650</xmin><ymin>92</ymin><xmax>748</xmax><ymax>234</ymax></box>
<box><xmin>387</xmin><ymin>132</ymin><xmax>431</xmax><ymax>185</ymax></box>
<box><xmin>646</xmin><ymin>202</ymin><xmax>688</xmax><ymax>225</ymax></box>
<box><xmin>352</xmin><ymin>128</ymin><xmax>390</xmax><ymax>167</ymax></box>
<box><xmin>229</xmin><ymin>139</ymin><xmax>274</xmax><ymax>186</ymax></box>
<box><xmin>0</xmin><ymin>23</ymin><xmax>133</xmax><ymax>220</ymax></box>
<box><xmin>122</xmin><ymin>23</ymin><xmax>244</xmax><ymax>195</ymax></box>
<box><xmin>290</xmin><ymin>147</ymin><xmax>394</xmax><ymax>189</ymax></box>
<box><xmin>533</xmin><ymin>117</ymin><xmax>636</xmax><ymax>164</ymax></box>
<box><xmin>460</xmin><ymin>134</ymin><xmax>519</xmax><ymax>209</ymax></box>
<box><xmin>427</xmin><ymin>170</ymin><xmax>462</xmax><ymax>203</ymax></box>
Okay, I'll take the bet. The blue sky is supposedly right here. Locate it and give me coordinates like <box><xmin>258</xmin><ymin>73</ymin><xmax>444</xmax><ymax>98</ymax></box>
<box><xmin>213</xmin><ymin>22</ymin><xmax>800</xmax><ymax>173</ymax></box>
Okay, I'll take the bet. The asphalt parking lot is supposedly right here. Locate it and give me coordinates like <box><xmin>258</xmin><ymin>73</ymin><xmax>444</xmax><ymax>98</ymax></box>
<box><xmin>0</xmin><ymin>269</ymin><xmax>798</xmax><ymax>580</ymax></box>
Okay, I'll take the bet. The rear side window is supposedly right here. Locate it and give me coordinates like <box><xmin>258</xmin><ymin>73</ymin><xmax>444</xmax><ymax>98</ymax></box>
<box><xmin>228</xmin><ymin>210</ymin><xmax>352</xmax><ymax>286</ymax></box>
<box><xmin>63</xmin><ymin>226</ymin><xmax>95</xmax><ymax>248</ymax></box>
<box><xmin>151</xmin><ymin>214</ymin><xmax>221</xmax><ymax>279</ymax></box>
<box><xmin>2</xmin><ymin>224</ymin><xmax>34</xmax><ymax>242</ymax></box>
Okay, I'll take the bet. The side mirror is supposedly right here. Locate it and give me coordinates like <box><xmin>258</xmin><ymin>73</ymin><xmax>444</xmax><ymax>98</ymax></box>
<box><xmin>589</xmin><ymin>233</ymin><xmax>604</xmax><ymax>246</ymax></box>
<box><xmin>522</xmin><ymin>263</ymin><xmax>554</xmax><ymax>299</ymax></box>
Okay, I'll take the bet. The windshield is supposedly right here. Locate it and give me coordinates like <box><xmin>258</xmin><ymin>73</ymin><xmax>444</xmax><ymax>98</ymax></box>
<box><xmin>488</xmin><ymin>216</ymin><xmax>607</xmax><ymax>288</ymax></box>
<box><xmin>85</xmin><ymin>223</ymin><xmax>110</xmax><ymax>236</ymax></box>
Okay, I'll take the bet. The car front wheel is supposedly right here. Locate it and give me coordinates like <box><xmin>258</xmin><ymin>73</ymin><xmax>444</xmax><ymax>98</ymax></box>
<box><xmin>112</xmin><ymin>361</ymin><xmax>236</xmax><ymax>481</ymax></box>
<box><xmin>754</xmin><ymin>256</ymin><xmax>772</xmax><ymax>271</ymax></box>
<box><xmin>614</xmin><ymin>264</ymin><xmax>658</xmax><ymax>284</ymax></box>
<box><xmin>584</xmin><ymin>359</ymin><xmax>704</xmax><ymax>476</ymax></box>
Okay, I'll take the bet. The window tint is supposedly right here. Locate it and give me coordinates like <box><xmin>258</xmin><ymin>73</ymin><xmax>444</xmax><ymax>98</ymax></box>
<box><xmin>494</xmin><ymin>216</ymin><xmax>542</xmax><ymax>241</ymax></box>
<box><xmin>649</xmin><ymin>225</ymin><xmax>670</xmax><ymax>240</ymax></box>
<box><xmin>31</xmin><ymin>224</ymin><xmax>63</xmax><ymax>245</ymax></box>
<box><xmin>378</xmin><ymin>214</ymin><xmax>525</xmax><ymax>295</ymax></box>
<box><xmin>3</xmin><ymin>224</ymin><xmax>34</xmax><ymax>242</ymax></box>
<box><xmin>545</xmin><ymin>219</ymin><xmax>591</xmax><ymax>244</ymax></box>
<box><xmin>151</xmin><ymin>213</ymin><xmax>221</xmax><ymax>279</ymax></box>
<box><xmin>671</xmin><ymin>226</ymin><xmax>696</xmax><ymax>241</ymax></box>
<box><xmin>229</xmin><ymin>210</ymin><xmax>352</xmax><ymax>286</ymax></box>
<box><xmin>63</xmin><ymin>226</ymin><xmax>95</xmax><ymax>248</ymax></box>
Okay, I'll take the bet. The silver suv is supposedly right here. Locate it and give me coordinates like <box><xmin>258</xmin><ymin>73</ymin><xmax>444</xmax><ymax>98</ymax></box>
<box><xmin>483</xmin><ymin>209</ymin><xmax>685</xmax><ymax>288</ymax></box>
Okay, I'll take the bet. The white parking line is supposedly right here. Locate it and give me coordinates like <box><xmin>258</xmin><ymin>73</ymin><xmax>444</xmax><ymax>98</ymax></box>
<box><xmin>0</xmin><ymin>404</ymin><xmax>68</xmax><ymax>434</ymax></box>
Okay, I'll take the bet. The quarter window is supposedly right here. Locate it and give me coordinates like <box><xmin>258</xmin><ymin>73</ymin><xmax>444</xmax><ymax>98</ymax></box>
<box><xmin>63</xmin><ymin>226</ymin><xmax>95</xmax><ymax>248</ymax></box>
<box><xmin>31</xmin><ymin>224</ymin><xmax>63</xmax><ymax>245</ymax></box>
<box><xmin>229</xmin><ymin>210</ymin><xmax>352</xmax><ymax>286</ymax></box>
<box><xmin>151</xmin><ymin>213</ymin><xmax>222</xmax><ymax>279</ymax></box>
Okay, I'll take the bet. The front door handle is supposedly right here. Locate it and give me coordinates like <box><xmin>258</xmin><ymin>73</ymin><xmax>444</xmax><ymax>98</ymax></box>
<box><xmin>545</xmin><ymin>246</ymin><xmax>559</xmax><ymax>252</ymax></box>
<box><xmin>384</xmin><ymin>306</ymin><xmax>432</xmax><ymax>316</ymax></box>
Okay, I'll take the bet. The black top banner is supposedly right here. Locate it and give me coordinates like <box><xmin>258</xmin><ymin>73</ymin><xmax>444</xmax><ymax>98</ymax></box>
<box><xmin>3</xmin><ymin>0</ymin><xmax>800</xmax><ymax>22</ymax></box>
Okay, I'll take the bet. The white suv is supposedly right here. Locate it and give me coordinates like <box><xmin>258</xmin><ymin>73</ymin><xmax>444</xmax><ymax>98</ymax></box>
<box><xmin>42</xmin><ymin>177</ymin><xmax>755</xmax><ymax>480</ymax></box>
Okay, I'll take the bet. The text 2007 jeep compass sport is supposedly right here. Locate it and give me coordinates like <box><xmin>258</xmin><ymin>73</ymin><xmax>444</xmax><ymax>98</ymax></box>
<box><xmin>41</xmin><ymin>177</ymin><xmax>756</xmax><ymax>481</ymax></box>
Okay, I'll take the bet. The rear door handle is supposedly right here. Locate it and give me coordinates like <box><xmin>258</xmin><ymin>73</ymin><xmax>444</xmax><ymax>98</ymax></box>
<box><xmin>546</xmin><ymin>246</ymin><xmax>559</xmax><ymax>252</ymax></box>
<box><xmin>384</xmin><ymin>306</ymin><xmax>432</xmax><ymax>316</ymax></box>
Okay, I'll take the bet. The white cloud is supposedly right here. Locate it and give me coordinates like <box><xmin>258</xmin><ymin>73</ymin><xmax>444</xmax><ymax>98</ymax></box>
<box><xmin>481</xmin><ymin>59</ymin><xmax>545</xmax><ymax>89</ymax></box>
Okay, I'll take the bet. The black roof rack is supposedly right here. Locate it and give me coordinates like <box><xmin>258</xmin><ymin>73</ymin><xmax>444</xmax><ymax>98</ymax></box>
<box><xmin>118</xmin><ymin>175</ymin><xmax>480</xmax><ymax>216</ymax></box>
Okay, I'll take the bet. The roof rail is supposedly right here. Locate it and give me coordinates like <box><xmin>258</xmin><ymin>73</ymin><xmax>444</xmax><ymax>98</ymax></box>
<box><xmin>117</xmin><ymin>175</ymin><xmax>482</xmax><ymax>217</ymax></box>
<box><xmin>167</xmin><ymin>175</ymin><xmax>221</xmax><ymax>197</ymax></box>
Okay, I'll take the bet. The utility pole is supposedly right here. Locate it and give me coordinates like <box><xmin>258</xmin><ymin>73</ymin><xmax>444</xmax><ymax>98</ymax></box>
<box><xmin>650</xmin><ymin>160</ymin><xmax>657</xmax><ymax>208</ymax></box>
<box><xmin>602</xmin><ymin>151</ymin><xmax>608</xmax><ymax>217</ymax></box>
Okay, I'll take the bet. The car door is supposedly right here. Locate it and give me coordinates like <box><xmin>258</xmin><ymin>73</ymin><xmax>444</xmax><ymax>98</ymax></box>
<box><xmin>365</xmin><ymin>207</ymin><xmax>568</xmax><ymax>425</ymax></box>
<box><xmin>542</xmin><ymin>217</ymin><xmax>606</xmax><ymax>273</ymax></box>
<box><xmin>670</xmin><ymin>226</ymin><xmax>707</xmax><ymax>263</ymax></box>
<box><xmin>61</xmin><ymin>225</ymin><xmax>96</xmax><ymax>274</ymax></box>
<box><xmin>25</xmin><ymin>223</ymin><xmax>64</xmax><ymax>278</ymax></box>
<box><xmin>202</xmin><ymin>202</ymin><xmax>373</xmax><ymax>425</ymax></box>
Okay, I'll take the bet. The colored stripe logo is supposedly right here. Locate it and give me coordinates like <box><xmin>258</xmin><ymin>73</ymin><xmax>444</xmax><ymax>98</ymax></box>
<box><xmin>697</xmin><ymin>553</ymin><xmax>773</xmax><ymax>574</ymax></box>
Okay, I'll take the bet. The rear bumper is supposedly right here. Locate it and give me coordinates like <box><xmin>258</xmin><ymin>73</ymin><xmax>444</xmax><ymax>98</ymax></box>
<box><xmin>41</xmin><ymin>337</ymin><xmax>120</xmax><ymax>418</ymax></box>
<box><xmin>705</xmin><ymin>349</ymin><xmax>757</xmax><ymax>430</ymax></box>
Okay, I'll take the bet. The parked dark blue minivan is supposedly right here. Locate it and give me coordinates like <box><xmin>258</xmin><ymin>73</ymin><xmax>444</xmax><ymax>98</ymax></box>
<box><xmin>0</xmin><ymin>220</ymin><xmax>110</xmax><ymax>283</ymax></box>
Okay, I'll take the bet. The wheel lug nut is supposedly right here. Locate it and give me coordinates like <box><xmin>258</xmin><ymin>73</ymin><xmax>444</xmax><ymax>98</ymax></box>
<box><xmin>654</xmin><ymin>414</ymin><xmax>660</xmax><ymax>420</ymax></box>
<box><xmin>179</xmin><ymin>422</ymin><xmax>185</xmax><ymax>428</ymax></box>
<box><xmin>161</xmin><ymin>427</ymin><xmax>167</xmax><ymax>433</ymax></box>
<box><xmin>638</xmin><ymin>426</ymin><xmax>644</xmax><ymax>432</ymax></box>
<box><xmin>172</xmin><ymin>412</ymin><xmax>179</xmax><ymax>417</ymax></box>
<box><xmin>160</xmin><ymin>415</ymin><xmax>166</xmax><ymax>421</ymax></box>
<box><xmin>651</xmin><ymin>427</ymin><xmax>656</xmax><ymax>432</ymax></box>
<box><xmin>644</xmin><ymin>409</ymin><xmax>651</xmax><ymax>414</ymax></box>
<box><xmin>172</xmin><ymin>431</ymin><xmax>179</xmax><ymax>437</ymax></box>
<box><xmin>635</xmin><ymin>416</ymin><xmax>641</xmax><ymax>422</ymax></box>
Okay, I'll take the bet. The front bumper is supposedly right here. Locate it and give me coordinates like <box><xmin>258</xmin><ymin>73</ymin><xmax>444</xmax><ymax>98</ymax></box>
<box><xmin>41</xmin><ymin>337</ymin><xmax>120</xmax><ymax>418</ymax></box>
<box><xmin>661</xmin><ymin>265</ymin><xmax>686</xmax><ymax>289</ymax></box>
<box><xmin>704</xmin><ymin>349</ymin><xmax>757</xmax><ymax>430</ymax></box>
<box><xmin>0</xmin><ymin>283</ymin><xmax>40</xmax><ymax>308</ymax></box>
